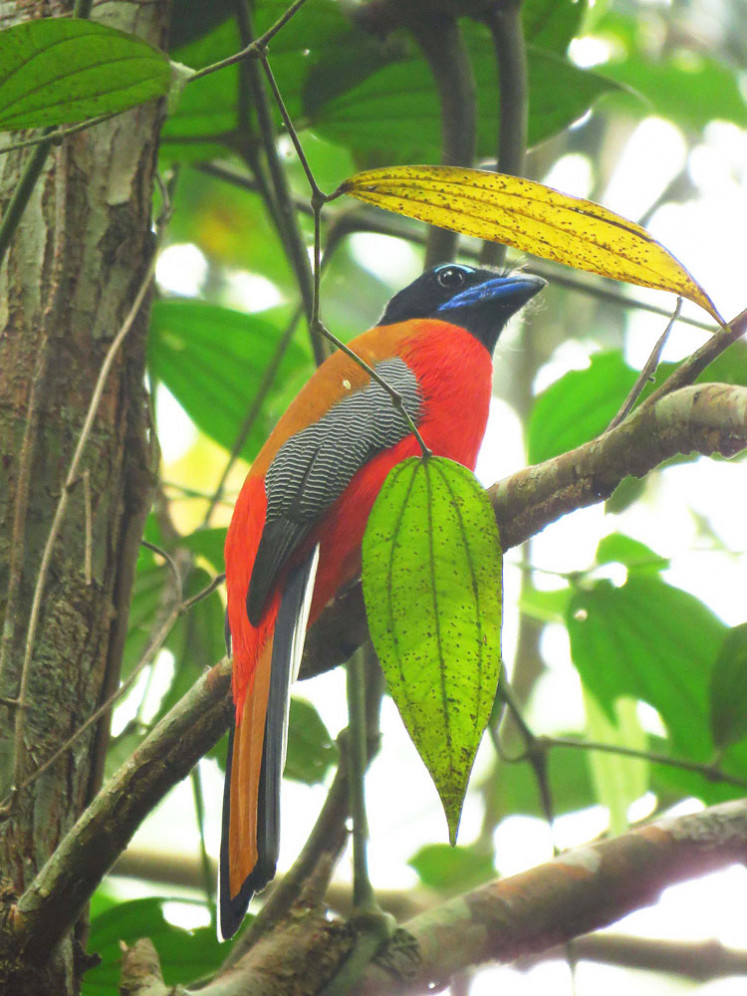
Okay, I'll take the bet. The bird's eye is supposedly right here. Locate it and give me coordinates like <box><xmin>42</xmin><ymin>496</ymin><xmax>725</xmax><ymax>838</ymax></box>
<box><xmin>436</xmin><ymin>266</ymin><xmax>467</xmax><ymax>289</ymax></box>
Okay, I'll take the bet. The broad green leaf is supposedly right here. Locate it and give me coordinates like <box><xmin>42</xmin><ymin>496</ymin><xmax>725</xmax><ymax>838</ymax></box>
<box><xmin>285</xmin><ymin>698</ymin><xmax>338</xmax><ymax>784</ymax></box>
<box><xmin>527</xmin><ymin>341</ymin><xmax>747</xmax><ymax>467</ymax></box>
<box><xmin>84</xmin><ymin>898</ymin><xmax>229</xmax><ymax>995</ymax></box>
<box><xmin>311</xmin><ymin>42</ymin><xmax>617</xmax><ymax>165</ymax></box>
<box><xmin>523</xmin><ymin>0</ymin><xmax>586</xmax><ymax>52</ymax></box>
<box><xmin>595</xmin><ymin>533</ymin><xmax>669</xmax><ymax>574</ymax></box>
<box><xmin>593</xmin><ymin>13</ymin><xmax>747</xmax><ymax>133</ymax></box>
<box><xmin>527</xmin><ymin>351</ymin><xmax>684</xmax><ymax>464</ymax></box>
<box><xmin>168</xmin><ymin>0</ymin><xmax>234</xmax><ymax>50</ymax></box>
<box><xmin>362</xmin><ymin>456</ymin><xmax>503</xmax><ymax>844</ymax></box>
<box><xmin>528</xmin><ymin>352</ymin><xmax>637</xmax><ymax>464</ymax></box>
<box><xmin>584</xmin><ymin>692</ymin><xmax>649</xmax><ymax>835</ymax></box>
<box><xmin>567</xmin><ymin>576</ymin><xmax>726</xmax><ymax>759</ymax></box>
<box><xmin>710</xmin><ymin>623</ymin><xmax>747</xmax><ymax>750</ymax></box>
<box><xmin>409</xmin><ymin>843</ymin><xmax>495</xmax><ymax>895</ymax></box>
<box><xmin>148</xmin><ymin>300</ymin><xmax>312</xmax><ymax>460</ymax></box>
<box><xmin>603</xmin><ymin>53</ymin><xmax>747</xmax><ymax>133</ymax></box>
<box><xmin>0</xmin><ymin>20</ymin><xmax>171</xmax><ymax>132</ymax></box>
<box><xmin>339</xmin><ymin>167</ymin><xmax>724</xmax><ymax>325</ymax></box>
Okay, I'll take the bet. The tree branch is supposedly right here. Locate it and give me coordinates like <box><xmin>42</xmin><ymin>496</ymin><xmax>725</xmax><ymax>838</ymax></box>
<box><xmin>515</xmin><ymin>933</ymin><xmax>747</xmax><ymax>982</ymax></box>
<box><xmin>354</xmin><ymin>797</ymin><xmax>747</xmax><ymax>994</ymax></box>
<box><xmin>10</xmin><ymin>660</ymin><xmax>233</xmax><ymax>961</ymax></box>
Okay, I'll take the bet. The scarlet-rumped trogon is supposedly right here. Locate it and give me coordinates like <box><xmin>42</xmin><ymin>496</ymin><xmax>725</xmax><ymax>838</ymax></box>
<box><xmin>220</xmin><ymin>263</ymin><xmax>545</xmax><ymax>939</ymax></box>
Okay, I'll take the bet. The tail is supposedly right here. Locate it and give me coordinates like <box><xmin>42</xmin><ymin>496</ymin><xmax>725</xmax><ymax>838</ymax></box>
<box><xmin>219</xmin><ymin>546</ymin><xmax>319</xmax><ymax>940</ymax></box>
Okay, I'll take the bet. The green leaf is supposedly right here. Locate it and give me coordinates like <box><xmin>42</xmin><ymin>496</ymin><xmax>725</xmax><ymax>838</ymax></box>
<box><xmin>362</xmin><ymin>456</ymin><xmax>503</xmax><ymax>844</ymax></box>
<box><xmin>595</xmin><ymin>533</ymin><xmax>669</xmax><ymax>573</ymax></box>
<box><xmin>710</xmin><ymin>623</ymin><xmax>747</xmax><ymax>750</ymax></box>
<box><xmin>587</xmin><ymin>12</ymin><xmax>747</xmax><ymax>134</ymax></box>
<box><xmin>148</xmin><ymin>300</ymin><xmax>312</xmax><ymax>460</ymax></box>
<box><xmin>523</xmin><ymin>0</ymin><xmax>587</xmax><ymax>52</ymax></box>
<box><xmin>567</xmin><ymin>575</ymin><xmax>726</xmax><ymax>759</ymax></box>
<box><xmin>527</xmin><ymin>351</ymin><xmax>686</xmax><ymax>464</ymax></box>
<box><xmin>0</xmin><ymin>19</ymin><xmax>171</xmax><ymax>132</ymax></box>
<box><xmin>696</xmin><ymin>339</ymin><xmax>747</xmax><ymax>387</ymax></box>
<box><xmin>528</xmin><ymin>352</ymin><xmax>635</xmax><ymax>464</ymax></box>
<box><xmin>285</xmin><ymin>698</ymin><xmax>338</xmax><ymax>784</ymax></box>
<box><xmin>309</xmin><ymin>30</ymin><xmax>619</xmax><ymax>164</ymax></box>
<box><xmin>84</xmin><ymin>898</ymin><xmax>229</xmax><ymax>994</ymax></box>
<box><xmin>409</xmin><ymin>843</ymin><xmax>495</xmax><ymax>895</ymax></box>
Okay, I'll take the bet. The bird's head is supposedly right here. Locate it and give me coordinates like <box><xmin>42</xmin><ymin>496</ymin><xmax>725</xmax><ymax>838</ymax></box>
<box><xmin>380</xmin><ymin>263</ymin><xmax>546</xmax><ymax>353</ymax></box>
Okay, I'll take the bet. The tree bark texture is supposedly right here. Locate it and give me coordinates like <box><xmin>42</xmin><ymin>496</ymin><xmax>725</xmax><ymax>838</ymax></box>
<box><xmin>0</xmin><ymin>2</ymin><xmax>170</xmax><ymax>993</ymax></box>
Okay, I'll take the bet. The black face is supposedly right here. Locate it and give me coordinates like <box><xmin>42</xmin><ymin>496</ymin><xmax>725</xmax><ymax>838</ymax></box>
<box><xmin>379</xmin><ymin>263</ymin><xmax>546</xmax><ymax>353</ymax></box>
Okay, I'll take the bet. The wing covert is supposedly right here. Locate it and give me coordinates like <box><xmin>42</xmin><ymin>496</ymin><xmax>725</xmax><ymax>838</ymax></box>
<box><xmin>246</xmin><ymin>356</ymin><xmax>421</xmax><ymax>625</ymax></box>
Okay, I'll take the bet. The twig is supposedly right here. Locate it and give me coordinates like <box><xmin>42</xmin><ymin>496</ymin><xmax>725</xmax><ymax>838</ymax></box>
<box><xmin>546</xmin><ymin>735</ymin><xmax>747</xmax><ymax>791</ymax></box>
<box><xmin>497</xmin><ymin>681</ymin><xmax>557</xmax><ymax>845</ymax></box>
<box><xmin>480</xmin><ymin>0</ymin><xmax>529</xmax><ymax>269</ymax></box>
<box><xmin>195</xmin><ymin>161</ymin><xmax>315</xmax><ymax>217</ymax></box>
<box><xmin>181</xmin><ymin>573</ymin><xmax>226</xmax><ymax>613</ymax></box>
<box><xmin>188</xmin><ymin>0</ymin><xmax>311</xmax><ymax>83</ymax></box>
<box><xmin>141</xmin><ymin>539</ymin><xmax>184</xmax><ymax>606</ymax></box>
<box><xmin>257</xmin><ymin>50</ymin><xmax>433</xmax><ymax>457</ymax></box>
<box><xmin>607</xmin><ymin>298</ymin><xmax>681</xmax><ymax>430</ymax></box>
<box><xmin>640</xmin><ymin>307</ymin><xmax>747</xmax><ymax>410</ymax></box>
<box><xmin>191</xmin><ymin>765</ymin><xmax>217</xmax><ymax>916</ymax></box>
<box><xmin>0</xmin><ymin>113</ymin><xmax>117</xmax><ymax>158</ymax></box>
<box><xmin>515</xmin><ymin>934</ymin><xmax>747</xmax><ymax>981</ymax></box>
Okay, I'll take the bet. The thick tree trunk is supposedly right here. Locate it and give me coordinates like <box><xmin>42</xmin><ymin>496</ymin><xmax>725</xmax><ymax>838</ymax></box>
<box><xmin>0</xmin><ymin>2</ymin><xmax>170</xmax><ymax>993</ymax></box>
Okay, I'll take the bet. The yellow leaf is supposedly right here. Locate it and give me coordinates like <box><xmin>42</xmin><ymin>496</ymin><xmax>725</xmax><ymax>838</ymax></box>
<box><xmin>338</xmin><ymin>165</ymin><xmax>724</xmax><ymax>327</ymax></box>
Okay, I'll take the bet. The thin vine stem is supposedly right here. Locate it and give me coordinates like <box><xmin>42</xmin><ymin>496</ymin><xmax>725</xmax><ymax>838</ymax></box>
<box><xmin>256</xmin><ymin>48</ymin><xmax>433</xmax><ymax>458</ymax></box>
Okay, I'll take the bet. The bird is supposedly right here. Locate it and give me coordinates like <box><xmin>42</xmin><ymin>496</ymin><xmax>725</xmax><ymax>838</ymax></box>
<box><xmin>220</xmin><ymin>262</ymin><xmax>545</xmax><ymax>939</ymax></box>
